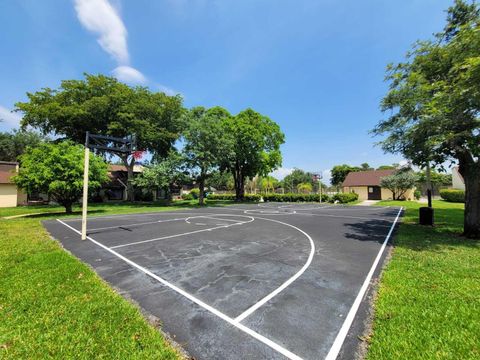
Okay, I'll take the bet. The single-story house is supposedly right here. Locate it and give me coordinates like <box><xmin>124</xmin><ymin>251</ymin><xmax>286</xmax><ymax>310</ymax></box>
<box><xmin>342</xmin><ymin>169</ymin><xmax>415</xmax><ymax>201</ymax></box>
<box><xmin>452</xmin><ymin>166</ymin><xmax>465</xmax><ymax>190</ymax></box>
<box><xmin>97</xmin><ymin>164</ymin><xmax>145</xmax><ymax>201</ymax></box>
<box><xmin>0</xmin><ymin>161</ymin><xmax>28</xmax><ymax>207</ymax></box>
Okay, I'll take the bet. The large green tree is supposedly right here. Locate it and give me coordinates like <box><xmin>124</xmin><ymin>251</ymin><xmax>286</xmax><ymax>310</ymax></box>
<box><xmin>416</xmin><ymin>170</ymin><xmax>452</xmax><ymax>187</ymax></box>
<box><xmin>380</xmin><ymin>169</ymin><xmax>417</xmax><ymax>200</ymax></box>
<box><xmin>360</xmin><ymin>162</ymin><xmax>373</xmax><ymax>170</ymax></box>
<box><xmin>132</xmin><ymin>151</ymin><xmax>187</xmax><ymax>201</ymax></box>
<box><xmin>0</xmin><ymin>130</ymin><xmax>46</xmax><ymax>162</ymax></box>
<box><xmin>260</xmin><ymin>176</ymin><xmax>279</xmax><ymax>194</ymax></box>
<box><xmin>206</xmin><ymin>171</ymin><xmax>234</xmax><ymax>191</ymax></box>
<box><xmin>282</xmin><ymin>168</ymin><xmax>316</xmax><ymax>192</ymax></box>
<box><xmin>377</xmin><ymin>164</ymin><xmax>397</xmax><ymax>170</ymax></box>
<box><xmin>183</xmin><ymin>106</ymin><xmax>232</xmax><ymax>205</ymax></box>
<box><xmin>372</xmin><ymin>0</ymin><xmax>480</xmax><ymax>238</ymax></box>
<box><xmin>220</xmin><ymin>109</ymin><xmax>284</xmax><ymax>201</ymax></box>
<box><xmin>330</xmin><ymin>164</ymin><xmax>361</xmax><ymax>189</ymax></box>
<box><xmin>297</xmin><ymin>182</ymin><xmax>313</xmax><ymax>194</ymax></box>
<box><xmin>15</xmin><ymin>74</ymin><xmax>184</xmax><ymax>201</ymax></box>
<box><xmin>13</xmin><ymin>141</ymin><xmax>108</xmax><ymax>213</ymax></box>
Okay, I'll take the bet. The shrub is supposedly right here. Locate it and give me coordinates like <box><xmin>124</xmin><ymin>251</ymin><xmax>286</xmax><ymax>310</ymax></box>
<box><xmin>207</xmin><ymin>193</ymin><xmax>261</xmax><ymax>202</ymax></box>
<box><xmin>207</xmin><ymin>192</ymin><xmax>332</xmax><ymax>203</ymax></box>
<box><xmin>331</xmin><ymin>192</ymin><xmax>359</xmax><ymax>204</ymax></box>
<box><xmin>190</xmin><ymin>188</ymin><xmax>200</xmax><ymax>199</ymax></box>
<box><xmin>440</xmin><ymin>189</ymin><xmax>465</xmax><ymax>203</ymax></box>
<box><xmin>262</xmin><ymin>193</ymin><xmax>330</xmax><ymax>202</ymax></box>
<box><xmin>134</xmin><ymin>188</ymin><xmax>154</xmax><ymax>201</ymax></box>
<box><xmin>181</xmin><ymin>193</ymin><xmax>194</xmax><ymax>200</ymax></box>
<box><xmin>414</xmin><ymin>189</ymin><xmax>422</xmax><ymax>200</ymax></box>
<box><xmin>207</xmin><ymin>193</ymin><xmax>234</xmax><ymax>201</ymax></box>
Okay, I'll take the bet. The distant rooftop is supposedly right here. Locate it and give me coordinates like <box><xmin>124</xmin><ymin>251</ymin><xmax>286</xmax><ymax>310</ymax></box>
<box><xmin>342</xmin><ymin>169</ymin><xmax>395</xmax><ymax>187</ymax></box>
<box><xmin>0</xmin><ymin>162</ymin><xmax>18</xmax><ymax>184</ymax></box>
<box><xmin>108</xmin><ymin>164</ymin><xmax>144</xmax><ymax>173</ymax></box>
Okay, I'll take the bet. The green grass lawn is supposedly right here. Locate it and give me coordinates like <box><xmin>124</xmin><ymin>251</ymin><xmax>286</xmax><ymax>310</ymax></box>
<box><xmin>0</xmin><ymin>202</ymin><xmax>213</xmax><ymax>359</ymax></box>
<box><xmin>367</xmin><ymin>200</ymin><xmax>480</xmax><ymax>359</ymax></box>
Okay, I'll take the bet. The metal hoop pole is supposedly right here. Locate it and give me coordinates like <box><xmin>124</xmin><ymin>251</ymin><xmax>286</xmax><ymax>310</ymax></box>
<box><xmin>81</xmin><ymin>132</ymin><xmax>90</xmax><ymax>240</ymax></box>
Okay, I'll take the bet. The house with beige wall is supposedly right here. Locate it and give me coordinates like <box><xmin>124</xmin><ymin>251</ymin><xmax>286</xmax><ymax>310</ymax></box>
<box><xmin>0</xmin><ymin>161</ymin><xmax>27</xmax><ymax>207</ymax></box>
<box><xmin>452</xmin><ymin>166</ymin><xmax>465</xmax><ymax>190</ymax></box>
<box><xmin>342</xmin><ymin>169</ymin><xmax>415</xmax><ymax>201</ymax></box>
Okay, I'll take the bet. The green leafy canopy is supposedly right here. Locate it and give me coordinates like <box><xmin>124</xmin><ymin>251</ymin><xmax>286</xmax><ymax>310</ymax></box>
<box><xmin>15</xmin><ymin>73</ymin><xmax>185</xmax><ymax>159</ymax></box>
<box><xmin>13</xmin><ymin>141</ymin><xmax>108</xmax><ymax>212</ymax></box>
<box><xmin>221</xmin><ymin>108</ymin><xmax>285</xmax><ymax>177</ymax></box>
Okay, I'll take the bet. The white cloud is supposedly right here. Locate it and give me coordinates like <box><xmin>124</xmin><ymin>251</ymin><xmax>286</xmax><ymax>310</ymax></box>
<box><xmin>322</xmin><ymin>169</ymin><xmax>332</xmax><ymax>185</ymax></box>
<box><xmin>112</xmin><ymin>65</ymin><xmax>147</xmax><ymax>84</ymax></box>
<box><xmin>155</xmin><ymin>83</ymin><xmax>179</xmax><ymax>96</ymax></box>
<box><xmin>0</xmin><ymin>106</ymin><xmax>21</xmax><ymax>128</ymax></box>
<box><xmin>74</xmin><ymin>0</ymin><xmax>178</xmax><ymax>96</ymax></box>
<box><xmin>270</xmin><ymin>167</ymin><xmax>294</xmax><ymax>180</ymax></box>
<box><xmin>74</xmin><ymin>0</ymin><xmax>129</xmax><ymax>64</ymax></box>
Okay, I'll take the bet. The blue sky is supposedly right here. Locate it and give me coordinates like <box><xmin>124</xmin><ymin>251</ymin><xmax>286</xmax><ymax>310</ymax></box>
<box><xmin>0</xmin><ymin>0</ymin><xmax>453</xmax><ymax>182</ymax></box>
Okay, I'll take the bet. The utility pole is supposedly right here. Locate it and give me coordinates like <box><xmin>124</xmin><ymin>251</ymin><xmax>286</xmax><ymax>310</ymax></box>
<box><xmin>426</xmin><ymin>162</ymin><xmax>432</xmax><ymax>208</ymax></box>
<box><xmin>80</xmin><ymin>132</ymin><xmax>136</xmax><ymax>241</ymax></box>
<box><xmin>419</xmin><ymin>161</ymin><xmax>434</xmax><ymax>226</ymax></box>
<box><xmin>313</xmin><ymin>173</ymin><xmax>322</xmax><ymax>203</ymax></box>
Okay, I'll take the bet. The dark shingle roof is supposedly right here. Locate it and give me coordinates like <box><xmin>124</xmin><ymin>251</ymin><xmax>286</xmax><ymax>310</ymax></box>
<box><xmin>0</xmin><ymin>162</ymin><xmax>18</xmax><ymax>184</ymax></box>
<box><xmin>342</xmin><ymin>169</ymin><xmax>395</xmax><ymax>187</ymax></box>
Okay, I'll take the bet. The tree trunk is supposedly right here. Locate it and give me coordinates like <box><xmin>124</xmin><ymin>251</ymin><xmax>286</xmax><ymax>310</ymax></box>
<box><xmin>236</xmin><ymin>176</ymin><xmax>245</xmax><ymax>201</ymax></box>
<box><xmin>198</xmin><ymin>176</ymin><xmax>205</xmax><ymax>206</ymax></box>
<box><xmin>65</xmin><ymin>202</ymin><xmax>73</xmax><ymax>214</ymax></box>
<box><xmin>460</xmin><ymin>161</ymin><xmax>480</xmax><ymax>239</ymax></box>
<box><xmin>121</xmin><ymin>155</ymin><xmax>135</xmax><ymax>202</ymax></box>
<box><xmin>233</xmin><ymin>166</ymin><xmax>244</xmax><ymax>201</ymax></box>
<box><xmin>391</xmin><ymin>189</ymin><xmax>396</xmax><ymax>200</ymax></box>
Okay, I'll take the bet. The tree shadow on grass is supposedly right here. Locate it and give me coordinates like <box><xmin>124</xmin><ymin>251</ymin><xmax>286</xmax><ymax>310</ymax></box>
<box><xmin>343</xmin><ymin>205</ymin><xmax>479</xmax><ymax>252</ymax></box>
<box><xmin>392</xmin><ymin>222</ymin><xmax>480</xmax><ymax>252</ymax></box>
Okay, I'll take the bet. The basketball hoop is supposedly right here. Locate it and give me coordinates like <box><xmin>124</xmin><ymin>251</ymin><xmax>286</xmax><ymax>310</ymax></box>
<box><xmin>81</xmin><ymin>132</ymin><xmax>136</xmax><ymax>240</ymax></box>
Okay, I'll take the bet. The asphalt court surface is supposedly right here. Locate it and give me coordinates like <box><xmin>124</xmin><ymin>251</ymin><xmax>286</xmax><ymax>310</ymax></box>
<box><xmin>44</xmin><ymin>203</ymin><xmax>402</xmax><ymax>360</ymax></box>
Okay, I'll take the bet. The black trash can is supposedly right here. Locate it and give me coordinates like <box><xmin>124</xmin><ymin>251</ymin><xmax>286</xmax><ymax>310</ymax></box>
<box><xmin>419</xmin><ymin>207</ymin><xmax>434</xmax><ymax>226</ymax></box>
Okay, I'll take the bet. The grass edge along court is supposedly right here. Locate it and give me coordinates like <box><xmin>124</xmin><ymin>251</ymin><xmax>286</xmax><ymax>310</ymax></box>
<box><xmin>366</xmin><ymin>200</ymin><xmax>479</xmax><ymax>360</ymax></box>
<box><xmin>0</xmin><ymin>204</ymin><xmax>197</xmax><ymax>359</ymax></box>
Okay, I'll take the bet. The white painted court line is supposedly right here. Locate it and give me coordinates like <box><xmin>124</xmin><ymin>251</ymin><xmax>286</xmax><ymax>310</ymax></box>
<box><xmin>63</xmin><ymin>211</ymin><xmax>218</xmax><ymax>222</ymax></box>
<box><xmin>287</xmin><ymin>205</ymin><xmax>336</xmax><ymax>211</ymax></box>
<box><xmin>295</xmin><ymin>212</ymin><xmax>392</xmax><ymax>222</ymax></box>
<box><xmin>244</xmin><ymin>209</ymin><xmax>297</xmax><ymax>215</ymax></box>
<box><xmin>234</xmin><ymin>216</ymin><xmax>315</xmax><ymax>323</ymax></box>
<box><xmin>185</xmin><ymin>215</ymin><xmax>248</xmax><ymax>224</ymax></box>
<box><xmin>218</xmin><ymin>206</ymin><xmax>263</xmax><ymax>212</ymax></box>
<box><xmin>203</xmin><ymin>216</ymin><xmax>245</xmax><ymax>223</ymax></box>
<box><xmin>324</xmin><ymin>207</ymin><xmax>403</xmax><ymax>360</ymax></box>
<box><xmin>322</xmin><ymin>206</ymin><xmax>391</xmax><ymax>211</ymax></box>
<box><xmin>110</xmin><ymin>216</ymin><xmax>255</xmax><ymax>249</ymax></box>
<box><xmin>87</xmin><ymin>217</ymin><xmax>189</xmax><ymax>232</ymax></box>
<box><xmin>56</xmin><ymin>219</ymin><xmax>304</xmax><ymax>360</ymax></box>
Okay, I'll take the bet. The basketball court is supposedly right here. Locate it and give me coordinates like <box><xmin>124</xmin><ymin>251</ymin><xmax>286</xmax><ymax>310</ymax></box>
<box><xmin>43</xmin><ymin>203</ymin><xmax>402</xmax><ymax>360</ymax></box>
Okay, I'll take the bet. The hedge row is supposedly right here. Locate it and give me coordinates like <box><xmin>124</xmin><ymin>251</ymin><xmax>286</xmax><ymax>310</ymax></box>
<box><xmin>207</xmin><ymin>193</ymin><xmax>262</xmax><ymax>201</ymax></box>
<box><xmin>262</xmin><ymin>193</ymin><xmax>330</xmax><ymax>202</ymax></box>
<box><xmin>181</xmin><ymin>188</ymin><xmax>200</xmax><ymax>200</ymax></box>
<box><xmin>440</xmin><ymin>189</ymin><xmax>465</xmax><ymax>203</ymax></box>
<box><xmin>207</xmin><ymin>192</ymin><xmax>359</xmax><ymax>204</ymax></box>
<box><xmin>331</xmin><ymin>192</ymin><xmax>359</xmax><ymax>203</ymax></box>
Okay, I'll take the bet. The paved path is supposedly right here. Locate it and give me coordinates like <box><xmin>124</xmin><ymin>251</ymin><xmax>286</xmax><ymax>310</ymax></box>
<box><xmin>357</xmin><ymin>200</ymin><xmax>380</xmax><ymax>206</ymax></box>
